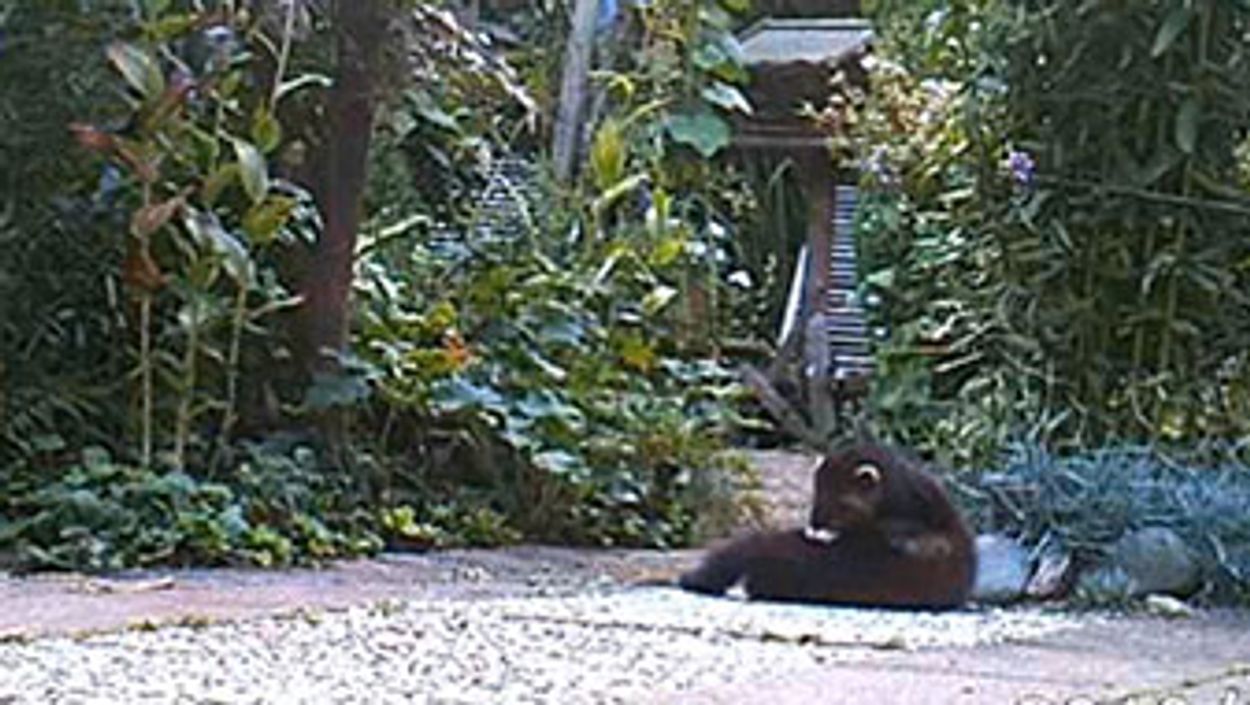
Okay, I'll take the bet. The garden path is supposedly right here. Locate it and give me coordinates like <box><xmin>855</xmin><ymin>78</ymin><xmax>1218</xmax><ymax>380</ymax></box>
<box><xmin>0</xmin><ymin>451</ymin><xmax>1247</xmax><ymax>704</ymax></box>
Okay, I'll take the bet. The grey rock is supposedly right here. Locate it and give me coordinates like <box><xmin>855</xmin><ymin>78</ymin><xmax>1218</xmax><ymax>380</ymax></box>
<box><xmin>972</xmin><ymin>534</ymin><xmax>1031</xmax><ymax>604</ymax></box>
<box><xmin>1111</xmin><ymin>527</ymin><xmax>1201</xmax><ymax>597</ymax></box>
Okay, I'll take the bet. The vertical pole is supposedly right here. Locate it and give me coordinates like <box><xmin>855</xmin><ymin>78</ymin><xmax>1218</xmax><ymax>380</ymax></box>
<box><xmin>552</xmin><ymin>0</ymin><xmax>599</xmax><ymax>184</ymax></box>
<box><xmin>803</xmin><ymin>152</ymin><xmax>836</xmax><ymax>441</ymax></box>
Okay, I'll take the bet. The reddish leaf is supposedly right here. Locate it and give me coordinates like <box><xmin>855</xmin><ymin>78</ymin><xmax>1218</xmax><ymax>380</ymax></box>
<box><xmin>130</xmin><ymin>197</ymin><xmax>184</xmax><ymax>239</ymax></box>
<box><xmin>68</xmin><ymin>123</ymin><xmax>117</xmax><ymax>153</ymax></box>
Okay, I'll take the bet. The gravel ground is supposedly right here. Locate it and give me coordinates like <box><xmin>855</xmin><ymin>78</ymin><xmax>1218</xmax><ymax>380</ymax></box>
<box><xmin>0</xmin><ymin>588</ymin><xmax>1082</xmax><ymax>705</ymax></box>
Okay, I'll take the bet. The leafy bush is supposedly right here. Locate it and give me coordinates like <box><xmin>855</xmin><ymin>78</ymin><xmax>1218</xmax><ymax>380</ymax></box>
<box><xmin>354</xmin><ymin>229</ymin><xmax>755</xmax><ymax>548</ymax></box>
<box><xmin>346</xmin><ymin>0</ymin><xmax>762</xmax><ymax>549</ymax></box>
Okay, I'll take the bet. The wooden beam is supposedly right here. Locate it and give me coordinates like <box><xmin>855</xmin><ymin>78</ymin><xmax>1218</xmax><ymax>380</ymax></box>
<box><xmin>803</xmin><ymin>159</ymin><xmax>835</xmax><ymax>437</ymax></box>
<box><xmin>740</xmin><ymin>364</ymin><xmax>823</xmax><ymax>448</ymax></box>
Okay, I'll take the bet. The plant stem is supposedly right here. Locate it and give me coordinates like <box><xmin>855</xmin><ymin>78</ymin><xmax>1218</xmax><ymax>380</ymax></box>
<box><xmin>173</xmin><ymin>299</ymin><xmax>201</xmax><ymax>470</ymax></box>
<box><xmin>269</xmin><ymin>0</ymin><xmax>297</xmax><ymax>110</ymax></box>
<box><xmin>140</xmin><ymin>181</ymin><xmax>154</xmax><ymax>469</ymax></box>
<box><xmin>221</xmin><ymin>286</ymin><xmax>248</xmax><ymax>442</ymax></box>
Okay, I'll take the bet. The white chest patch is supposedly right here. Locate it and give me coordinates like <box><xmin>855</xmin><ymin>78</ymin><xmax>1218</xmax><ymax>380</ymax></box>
<box><xmin>802</xmin><ymin>526</ymin><xmax>840</xmax><ymax>544</ymax></box>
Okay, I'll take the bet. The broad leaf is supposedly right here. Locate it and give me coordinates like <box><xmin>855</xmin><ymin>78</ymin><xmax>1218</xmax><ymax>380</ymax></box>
<box><xmin>183</xmin><ymin>209</ymin><xmax>254</xmax><ymax>286</ymax></box>
<box><xmin>666</xmin><ymin>111</ymin><xmax>731</xmax><ymax>158</ymax></box>
<box><xmin>106</xmin><ymin>42</ymin><xmax>165</xmax><ymax>100</ymax></box>
<box><xmin>131</xmin><ymin>196</ymin><xmax>183</xmax><ymax>239</ymax></box>
<box><xmin>701</xmin><ymin>81</ymin><xmax>752</xmax><ymax>115</ymax></box>
<box><xmin>1151</xmin><ymin>8</ymin><xmax>1192</xmax><ymax>58</ymax></box>
<box><xmin>251</xmin><ymin>108</ymin><xmax>283</xmax><ymax>154</ymax></box>
<box><xmin>641</xmin><ymin>285</ymin><xmax>678</xmax><ymax>316</ymax></box>
<box><xmin>242</xmin><ymin>196</ymin><xmax>296</xmax><ymax>246</ymax></box>
<box><xmin>590</xmin><ymin>119</ymin><xmax>627</xmax><ymax>191</ymax></box>
<box><xmin>232</xmin><ymin>139</ymin><xmax>270</xmax><ymax>203</ymax></box>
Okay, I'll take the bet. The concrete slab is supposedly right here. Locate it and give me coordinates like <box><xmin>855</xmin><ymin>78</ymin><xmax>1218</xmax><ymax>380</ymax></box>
<box><xmin>669</xmin><ymin>611</ymin><xmax>1250</xmax><ymax>704</ymax></box>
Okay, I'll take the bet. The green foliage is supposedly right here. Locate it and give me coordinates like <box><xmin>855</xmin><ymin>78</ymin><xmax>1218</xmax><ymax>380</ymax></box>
<box><xmin>355</xmin><ymin>228</ymin><xmax>754</xmax><ymax>547</ymax></box>
<box><xmin>379</xmin><ymin>503</ymin><xmax>521</xmax><ymax>550</ymax></box>
<box><xmin>964</xmin><ymin>445</ymin><xmax>1250</xmax><ymax>604</ymax></box>
<box><xmin>0</xmin><ymin>1</ymin><xmax>136</xmax><ymax>460</ymax></box>
<box><xmin>2</xmin><ymin>2</ymin><xmax>315</xmax><ymax>470</ymax></box>
<box><xmin>998</xmin><ymin>0</ymin><xmax>1250</xmax><ymax>444</ymax></box>
<box><xmin>0</xmin><ymin>442</ymin><xmax>382</xmax><ymax>572</ymax></box>
<box><xmin>850</xmin><ymin>1</ymin><xmax>1250</xmax><ymax>462</ymax></box>
<box><xmin>350</xmin><ymin>0</ymin><xmax>762</xmax><ymax>549</ymax></box>
<box><xmin>2</xmin><ymin>0</ymin><xmax>762</xmax><ymax>569</ymax></box>
<box><xmin>844</xmin><ymin>1</ymin><xmax>1019</xmax><ymax>464</ymax></box>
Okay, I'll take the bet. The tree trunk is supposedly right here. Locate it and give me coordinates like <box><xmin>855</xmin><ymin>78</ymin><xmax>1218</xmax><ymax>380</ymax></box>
<box><xmin>551</xmin><ymin>0</ymin><xmax>599</xmax><ymax>183</ymax></box>
<box><xmin>297</xmin><ymin>0</ymin><xmax>386</xmax><ymax>445</ymax></box>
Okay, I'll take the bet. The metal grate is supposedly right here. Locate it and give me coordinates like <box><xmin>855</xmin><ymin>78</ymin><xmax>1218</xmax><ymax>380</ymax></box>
<box><xmin>825</xmin><ymin>184</ymin><xmax>874</xmax><ymax>381</ymax></box>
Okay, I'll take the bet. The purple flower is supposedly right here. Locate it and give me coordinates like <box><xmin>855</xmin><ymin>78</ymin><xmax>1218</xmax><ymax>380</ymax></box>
<box><xmin>1006</xmin><ymin>149</ymin><xmax>1036</xmax><ymax>188</ymax></box>
<box><xmin>863</xmin><ymin>146</ymin><xmax>898</xmax><ymax>189</ymax></box>
<box><xmin>203</xmin><ymin>25</ymin><xmax>236</xmax><ymax>47</ymax></box>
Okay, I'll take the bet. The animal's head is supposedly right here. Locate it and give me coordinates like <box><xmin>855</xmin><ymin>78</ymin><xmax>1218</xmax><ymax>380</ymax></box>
<box><xmin>808</xmin><ymin>443</ymin><xmax>954</xmax><ymax>533</ymax></box>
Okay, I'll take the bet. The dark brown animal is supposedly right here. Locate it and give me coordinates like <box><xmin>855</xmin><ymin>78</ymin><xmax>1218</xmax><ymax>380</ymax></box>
<box><xmin>678</xmin><ymin>443</ymin><xmax>976</xmax><ymax>610</ymax></box>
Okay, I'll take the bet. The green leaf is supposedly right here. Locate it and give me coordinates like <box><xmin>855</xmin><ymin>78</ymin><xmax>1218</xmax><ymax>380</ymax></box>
<box><xmin>642</xmin><ymin>285</ymin><xmax>679</xmax><ymax>316</ymax></box>
<box><xmin>430</xmin><ymin>377</ymin><xmax>505</xmax><ymax>413</ymax></box>
<box><xmin>692</xmin><ymin>40</ymin><xmax>729</xmax><ymax>72</ymax></box>
<box><xmin>701</xmin><ymin>82</ymin><xmax>752</xmax><ymax>115</ymax></box>
<box><xmin>533</xmin><ymin>450</ymin><xmax>582</xmax><ymax>477</ymax></box>
<box><xmin>411</xmin><ymin>90</ymin><xmax>460</xmax><ymax>132</ymax></box>
<box><xmin>591</xmin><ymin>172</ymin><xmax>648</xmax><ymax>216</ymax></box>
<box><xmin>304</xmin><ymin>369</ymin><xmax>374</xmax><ymax>410</ymax></box>
<box><xmin>183</xmin><ymin>209</ymin><xmax>254</xmax><ymax>286</ymax></box>
<box><xmin>666</xmin><ymin>111</ymin><xmax>731</xmax><ymax>158</ymax></box>
<box><xmin>81</xmin><ymin>446</ymin><xmax>112</xmax><ymax>471</ymax></box>
<box><xmin>650</xmin><ymin>236</ymin><xmax>686</xmax><ymax>267</ymax></box>
<box><xmin>202</xmin><ymin>163</ymin><xmax>240</xmax><ymax>206</ymax></box>
<box><xmin>31</xmin><ymin>434</ymin><xmax>67</xmax><ymax>453</ymax></box>
<box><xmin>232</xmin><ymin>139</ymin><xmax>270</xmax><ymax>203</ymax></box>
<box><xmin>141</xmin><ymin>0</ymin><xmax>173</xmax><ymax>17</ymax></box>
<box><xmin>1175</xmin><ymin>97</ymin><xmax>1200</xmax><ymax>155</ymax></box>
<box><xmin>251</xmin><ymin>108</ymin><xmax>283</xmax><ymax>154</ymax></box>
<box><xmin>1151</xmin><ymin>8</ymin><xmax>1192</xmax><ymax>58</ymax></box>
<box><xmin>106</xmin><ymin>42</ymin><xmax>165</xmax><ymax>100</ymax></box>
<box><xmin>147</xmin><ymin>13</ymin><xmax>199</xmax><ymax>41</ymax></box>
<box><xmin>590</xmin><ymin>120</ymin><xmax>627</xmax><ymax>192</ymax></box>
<box><xmin>242</xmin><ymin>196</ymin><xmax>296</xmax><ymax>245</ymax></box>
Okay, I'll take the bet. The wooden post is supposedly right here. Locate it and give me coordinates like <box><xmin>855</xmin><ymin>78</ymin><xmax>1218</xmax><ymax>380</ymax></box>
<box><xmin>805</xmin><ymin>152</ymin><xmax>833</xmax><ymax>320</ymax></box>
<box><xmin>552</xmin><ymin>0</ymin><xmax>599</xmax><ymax>184</ymax></box>
<box><xmin>803</xmin><ymin>152</ymin><xmax>836</xmax><ymax>439</ymax></box>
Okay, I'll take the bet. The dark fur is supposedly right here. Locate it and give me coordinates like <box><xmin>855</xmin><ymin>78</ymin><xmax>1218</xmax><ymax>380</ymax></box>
<box><xmin>679</xmin><ymin>443</ymin><xmax>976</xmax><ymax>610</ymax></box>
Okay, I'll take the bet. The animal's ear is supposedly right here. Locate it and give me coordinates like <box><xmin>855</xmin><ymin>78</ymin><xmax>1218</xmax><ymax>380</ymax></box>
<box><xmin>853</xmin><ymin>462</ymin><xmax>882</xmax><ymax>488</ymax></box>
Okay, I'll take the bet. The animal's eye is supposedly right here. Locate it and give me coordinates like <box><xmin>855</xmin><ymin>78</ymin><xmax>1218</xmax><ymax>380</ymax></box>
<box><xmin>853</xmin><ymin>463</ymin><xmax>881</xmax><ymax>487</ymax></box>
